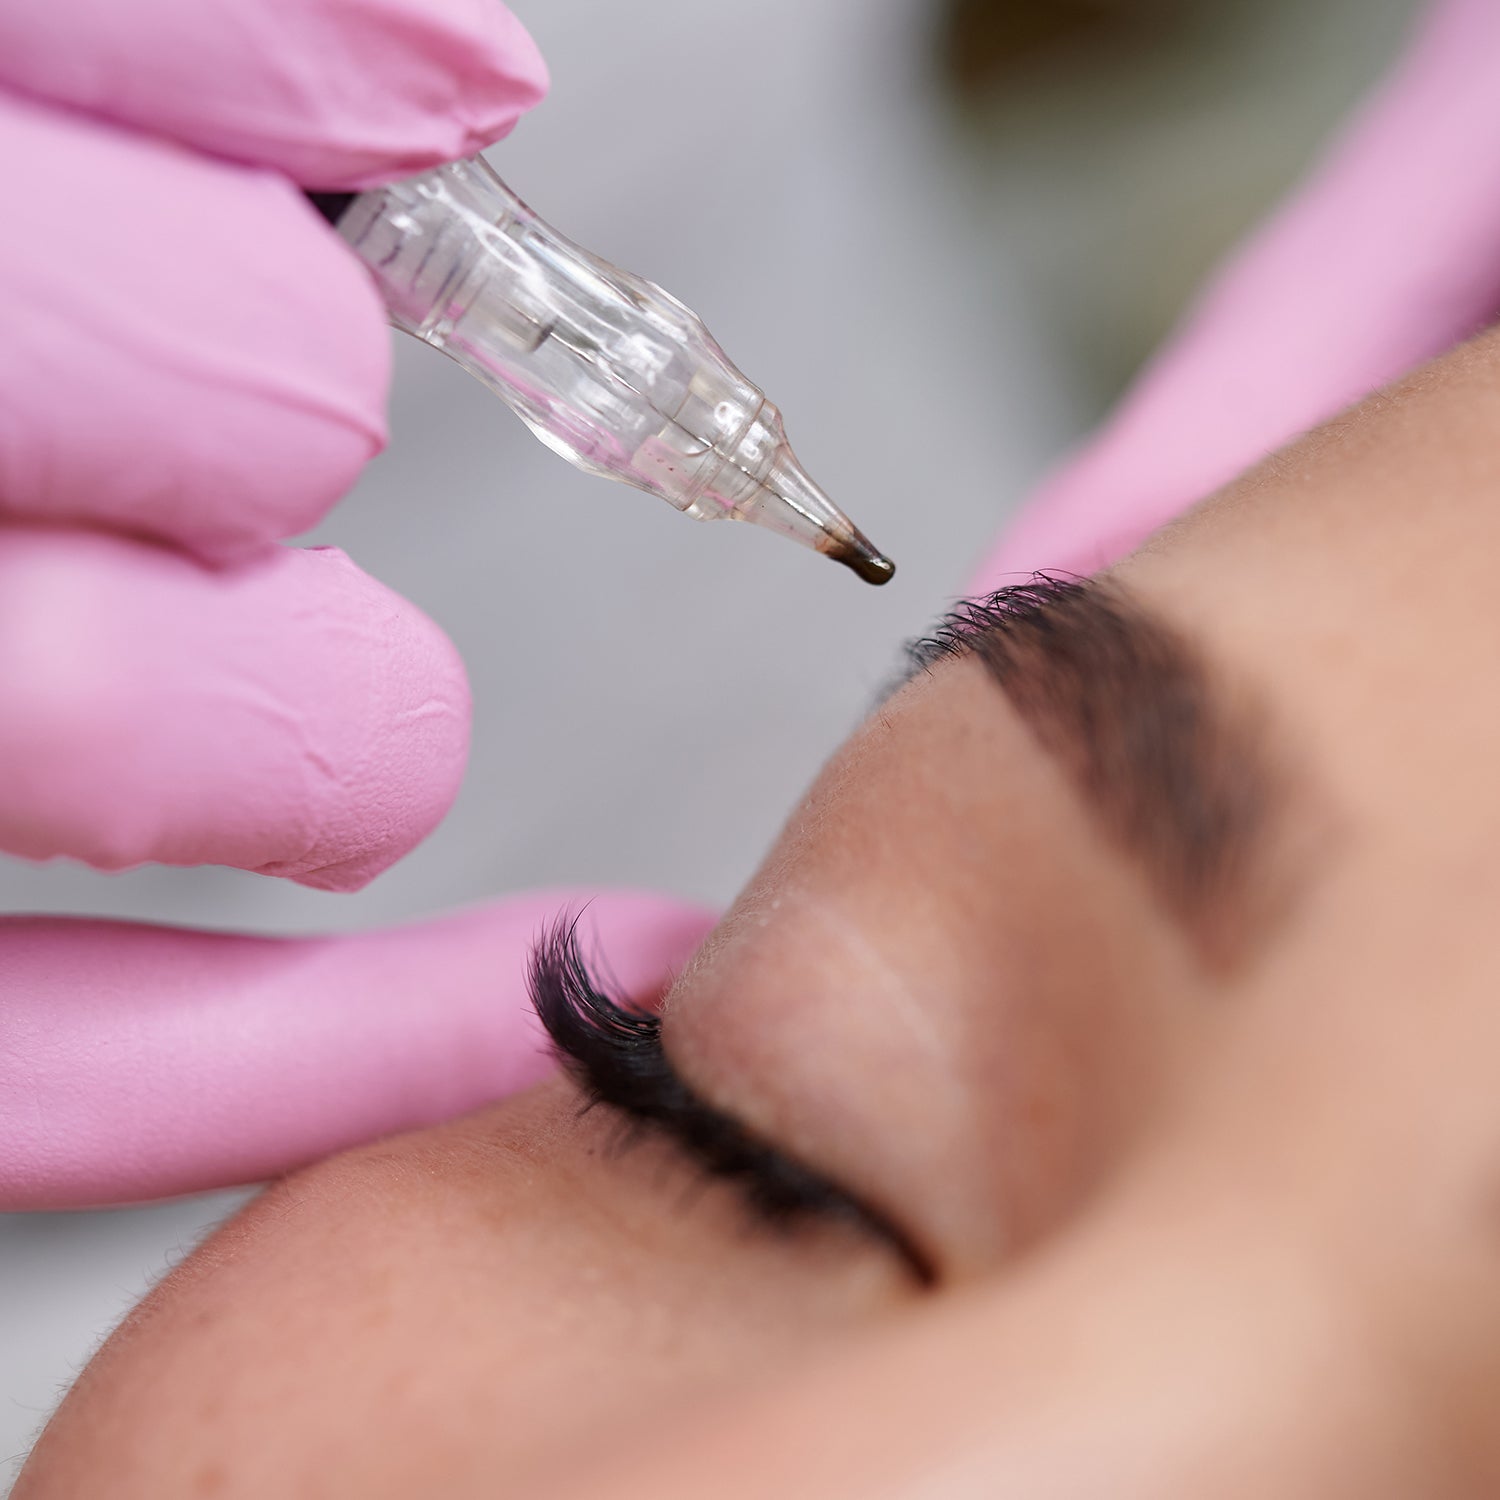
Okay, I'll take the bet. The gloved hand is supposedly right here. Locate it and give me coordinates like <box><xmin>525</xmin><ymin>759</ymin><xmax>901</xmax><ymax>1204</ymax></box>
<box><xmin>975</xmin><ymin>0</ymin><xmax>1500</xmax><ymax>591</ymax></box>
<box><xmin>0</xmin><ymin>0</ymin><xmax>715</xmax><ymax>1209</ymax></box>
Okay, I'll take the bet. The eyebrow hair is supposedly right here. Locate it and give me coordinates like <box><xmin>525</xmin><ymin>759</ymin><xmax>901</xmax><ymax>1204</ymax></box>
<box><xmin>904</xmin><ymin>575</ymin><xmax>1287</xmax><ymax>962</ymax></box>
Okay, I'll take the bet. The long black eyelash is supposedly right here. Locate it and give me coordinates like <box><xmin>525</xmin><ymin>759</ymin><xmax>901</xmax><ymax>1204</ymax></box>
<box><xmin>529</xmin><ymin>915</ymin><xmax>928</xmax><ymax>1274</ymax></box>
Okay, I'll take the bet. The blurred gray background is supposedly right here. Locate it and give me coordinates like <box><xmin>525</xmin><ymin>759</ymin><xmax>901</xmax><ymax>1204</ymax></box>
<box><xmin>1</xmin><ymin>0</ymin><xmax>1414</xmax><ymax>1481</ymax></box>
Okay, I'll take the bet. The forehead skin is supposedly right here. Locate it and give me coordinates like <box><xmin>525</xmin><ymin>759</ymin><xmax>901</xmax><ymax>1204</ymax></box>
<box><xmin>21</xmin><ymin>327</ymin><xmax>1500</xmax><ymax>1498</ymax></box>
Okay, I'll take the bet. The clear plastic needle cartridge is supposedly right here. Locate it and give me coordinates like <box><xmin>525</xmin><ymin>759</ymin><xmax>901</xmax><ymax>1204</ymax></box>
<box><xmin>309</xmin><ymin>158</ymin><xmax>893</xmax><ymax>585</ymax></box>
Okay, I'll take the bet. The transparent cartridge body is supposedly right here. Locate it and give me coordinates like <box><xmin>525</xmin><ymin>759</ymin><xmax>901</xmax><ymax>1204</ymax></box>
<box><xmin>331</xmin><ymin>156</ymin><xmax>892</xmax><ymax>583</ymax></box>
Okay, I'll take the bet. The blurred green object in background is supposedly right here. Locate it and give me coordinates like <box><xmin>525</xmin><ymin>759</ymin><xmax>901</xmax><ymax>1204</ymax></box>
<box><xmin>930</xmin><ymin>0</ymin><xmax>1418</xmax><ymax>409</ymax></box>
<box><xmin>938</xmin><ymin>0</ymin><xmax>1197</xmax><ymax>96</ymax></box>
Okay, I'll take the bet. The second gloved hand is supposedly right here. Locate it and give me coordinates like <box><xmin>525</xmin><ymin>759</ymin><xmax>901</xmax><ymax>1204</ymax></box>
<box><xmin>975</xmin><ymin>0</ymin><xmax>1500</xmax><ymax>590</ymax></box>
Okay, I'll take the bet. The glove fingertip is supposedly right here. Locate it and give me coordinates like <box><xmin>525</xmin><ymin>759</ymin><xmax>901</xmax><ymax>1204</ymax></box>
<box><xmin>0</xmin><ymin>0</ymin><xmax>551</xmax><ymax>190</ymax></box>
<box><xmin>323</xmin><ymin>3</ymin><xmax>550</xmax><ymax>188</ymax></box>
<box><xmin>260</xmin><ymin>552</ymin><xmax>473</xmax><ymax>893</ymax></box>
<box><xmin>467</xmin><ymin>3</ymin><xmax>551</xmax><ymax>136</ymax></box>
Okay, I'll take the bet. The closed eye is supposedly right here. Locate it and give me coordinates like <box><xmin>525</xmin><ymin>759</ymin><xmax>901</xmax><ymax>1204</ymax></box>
<box><xmin>528</xmin><ymin>915</ymin><xmax>933</xmax><ymax>1283</ymax></box>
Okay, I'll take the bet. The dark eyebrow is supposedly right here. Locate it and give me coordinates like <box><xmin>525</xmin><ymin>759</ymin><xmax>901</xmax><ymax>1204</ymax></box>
<box><xmin>904</xmin><ymin>575</ymin><xmax>1289</xmax><ymax>963</ymax></box>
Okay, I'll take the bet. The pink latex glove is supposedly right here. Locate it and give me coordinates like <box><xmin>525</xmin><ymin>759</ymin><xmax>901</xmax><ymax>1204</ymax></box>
<box><xmin>0</xmin><ymin>0</ymin><xmax>555</xmax><ymax>886</ymax></box>
<box><xmin>0</xmin><ymin>0</ymin><xmax>717</xmax><ymax>1209</ymax></box>
<box><xmin>975</xmin><ymin>0</ymin><xmax>1500</xmax><ymax>592</ymax></box>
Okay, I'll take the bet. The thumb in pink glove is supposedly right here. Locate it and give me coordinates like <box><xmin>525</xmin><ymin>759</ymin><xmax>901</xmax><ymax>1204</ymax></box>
<box><xmin>1</xmin><ymin>894</ymin><xmax>716</xmax><ymax>1210</ymax></box>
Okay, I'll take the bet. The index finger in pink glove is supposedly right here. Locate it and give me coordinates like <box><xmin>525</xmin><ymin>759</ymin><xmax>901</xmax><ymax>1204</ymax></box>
<box><xmin>0</xmin><ymin>891</ymin><xmax>717</xmax><ymax>1209</ymax></box>
<box><xmin>976</xmin><ymin>0</ymin><xmax>1500</xmax><ymax>591</ymax></box>
<box><xmin>0</xmin><ymin>0</ymin><xmax>546</xmax><ymax>558</ymax></box>
<box><xmin>0</xmin><ymin>530</ymin><xmax>467</xmax><ymax>889</ymax></box>
<box><xmin>0</xmin><ymin>0</ymin><xmax>547</xmax><ymax>189</ymax></box>
<box><xmin>0</xmin><ymin>92</ymin><xmax>394</xmax><ymax>559</ymax></box>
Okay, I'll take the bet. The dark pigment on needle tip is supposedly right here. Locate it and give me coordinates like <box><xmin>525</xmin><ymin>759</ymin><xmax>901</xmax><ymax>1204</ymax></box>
<box><xmin>831</xmin><ymin>536</ymin><xmax>897</xmax><ymax>586</ymax></box>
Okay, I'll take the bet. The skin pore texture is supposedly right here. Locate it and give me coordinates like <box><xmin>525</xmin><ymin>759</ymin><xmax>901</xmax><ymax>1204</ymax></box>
<box><xmin>22</xmin><ymin>325</ymin><xmax>1500</xmax><ymax>1497</ymax></box>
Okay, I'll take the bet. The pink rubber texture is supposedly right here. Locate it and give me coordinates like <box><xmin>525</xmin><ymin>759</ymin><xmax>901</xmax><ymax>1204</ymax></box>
<box><xmin>0</xmin><ymin>893</ymin><xmax>717</xmax><ymax>1209</ymax></box>
<box><xmin>0</xmin><ymin>0</ymin><xmax>548</xmax><ymax>189</ymax></box>
<box><xmin>0</xmin><ymin>531</ymin><xmax>470</xmax><ymax>887</ymax></box>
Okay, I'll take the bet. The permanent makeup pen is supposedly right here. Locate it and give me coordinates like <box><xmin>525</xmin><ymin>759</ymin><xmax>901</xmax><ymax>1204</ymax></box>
<box><xmin>309</xmin><ymin>159</ymin><xmax>894</xmax><ymax>585</ymax></box>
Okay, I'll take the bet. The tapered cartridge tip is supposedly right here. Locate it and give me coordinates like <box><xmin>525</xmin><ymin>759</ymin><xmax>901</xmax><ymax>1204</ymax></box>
<box><xmin>831</xmin><ymin>533</ymin><xmax>897</xmax><ymax>586</ymax></box>
<box><xmin>728</xmin><ymin>428</ymin><xmax>896</xmax><ymax>585</ymax></box>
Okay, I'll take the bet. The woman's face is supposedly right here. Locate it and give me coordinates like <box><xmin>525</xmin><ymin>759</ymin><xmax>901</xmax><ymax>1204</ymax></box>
<box><xmin>23</xmin><ymin>329</ymin><xmax>1500</xmax><ymax>1499</ymax></box>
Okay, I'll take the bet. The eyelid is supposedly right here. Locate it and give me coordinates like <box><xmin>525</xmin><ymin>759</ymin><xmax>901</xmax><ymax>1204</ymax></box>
<box><xmin>528</xmin><ymin>916</ymin><xmax>933</xmax><ymax>1283</ymax></box>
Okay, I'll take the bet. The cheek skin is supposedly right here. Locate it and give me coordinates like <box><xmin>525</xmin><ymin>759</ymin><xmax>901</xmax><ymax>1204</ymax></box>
<box><xmin>527</xmin><ymin>1154</ymin><xmax>1450</xmax><ymax>1500</ymax></box>
<box><xmin>15</xmin><ymin>1080</ymin><xmax>909</xmax><ymax>1500</ymax></box>
<box><xmin>666</xmin><ymin>665</ymin><xmax>1209</xmax><ymax>1275</ymax></box>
